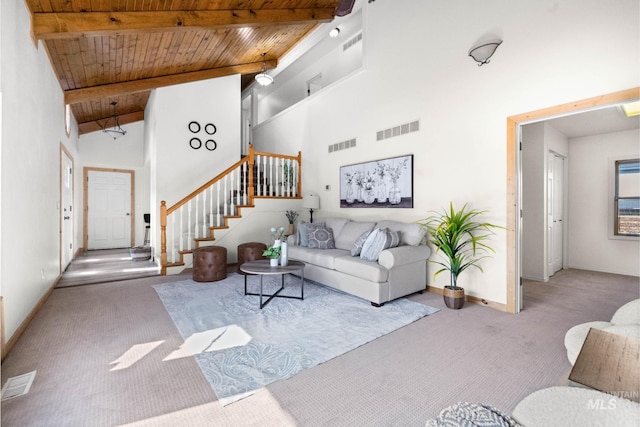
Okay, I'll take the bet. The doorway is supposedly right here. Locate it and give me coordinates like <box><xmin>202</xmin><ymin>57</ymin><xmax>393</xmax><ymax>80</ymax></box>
<box><xmin>83</xmin><ymin>168</ymin><xmax>135</xmax><ymax>250</ymax></box>
<box><xmin>60</xmin><ymin>145</ymin><xmax>74</xmax><ymax>271</ymax></box>
<box><xmin>506</xmin><ymin>87</ymin><xmax>640</xmax><ymax>313</ymax></box>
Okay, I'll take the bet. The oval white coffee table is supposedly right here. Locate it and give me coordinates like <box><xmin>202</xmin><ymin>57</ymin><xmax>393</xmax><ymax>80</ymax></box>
<box><xmin>240</xmin><ymin>259</ymin><xmax>305</xmax><ymax>309</ymax></box>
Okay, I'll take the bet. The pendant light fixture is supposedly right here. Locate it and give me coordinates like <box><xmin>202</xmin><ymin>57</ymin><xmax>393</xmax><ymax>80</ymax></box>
<box><xmin>102</xmin><ymin>101</ymin><xmax>127</xmax><ymax>139</ymax></box>
<box><xmin>254</xmin><ymin>53</ymin><xmax>273</xmax><ymax>86</ymax></box>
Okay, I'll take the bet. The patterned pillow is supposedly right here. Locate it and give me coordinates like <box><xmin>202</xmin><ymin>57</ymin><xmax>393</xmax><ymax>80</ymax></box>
<box><xmin>360</xmin><ymin>228</ymin><xmax>400</xmax><ymax>261</ymax></box>
<box><xmin>297</xmin><ymin>222</ymin><xmax>325</xmax><ymax>247</ymax></box>
<box><xmin>308</xmin><ymin>227</ymin><xmax>335</xmax><ymax>249</ymax></box>
<box><xmin>351</xmin><ymin>230</ymin><xmax>372</xmax><ymax>256</ymax></box>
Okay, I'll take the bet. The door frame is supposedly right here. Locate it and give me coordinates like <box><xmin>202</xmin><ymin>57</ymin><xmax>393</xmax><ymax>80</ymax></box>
<box><xmin>83</xmin><ymin>167</ymin><xmax>135</xmax><ymax>251</ymax></box>
<box><xmin>60</xmin><ymin>144</ymin><xmax>75</xmax><ymax>270</ymax></box>
<box><xmin>506</xmin><ymin>87</ymin><xmax>639</xmax><ymax>313</ymax></box>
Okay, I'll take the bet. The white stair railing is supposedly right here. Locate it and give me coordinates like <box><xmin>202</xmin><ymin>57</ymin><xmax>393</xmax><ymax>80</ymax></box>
<box><xmin>160</xmin><ymin>145</ymin><xmax>302</xmax><ymax>274</ymax></box>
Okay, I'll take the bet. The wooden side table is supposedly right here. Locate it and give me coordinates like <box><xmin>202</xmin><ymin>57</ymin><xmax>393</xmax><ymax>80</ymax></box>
<box><xmin>240</xmin><ymin>260</ymin><xmax>305</xmax><ymax>309</ymax></box>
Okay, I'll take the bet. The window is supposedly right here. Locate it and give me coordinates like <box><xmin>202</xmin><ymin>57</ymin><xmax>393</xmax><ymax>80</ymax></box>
<box><xmin>65</xmin><ymin>104</ymin><xmax>71</xmax><ymax>136</ymax></box>
<box><xmin>614</xmin><ymin>159</ymin><xmax>640</xmax><ymax>236</ymax></box>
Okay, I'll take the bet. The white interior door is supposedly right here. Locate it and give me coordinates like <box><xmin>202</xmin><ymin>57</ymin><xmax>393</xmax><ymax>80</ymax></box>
<box><xmin>547</xmin><ymin>152</ymin><xmax>564</xmax><ymax>276</ymax></box>
<box><xmin>61</xmin><ymin>151</ymin><xmax>74</xmax><ymax>269</ymax></box>
<box><xmin>88</xmin><ymin>170</ymin><xmax>132</xmax><ymax>249</ymax></box>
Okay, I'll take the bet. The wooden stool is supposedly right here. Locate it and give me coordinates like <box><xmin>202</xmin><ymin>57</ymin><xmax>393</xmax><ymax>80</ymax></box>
<box><xmin>237</xmin><ymin>242</ymin><xmax>267</xmax><ymax>289</ymax></box>
<box><xmin>192</xmin><ymin>246</ymin><xmax>227</xmax><ymax>282</ymax></box>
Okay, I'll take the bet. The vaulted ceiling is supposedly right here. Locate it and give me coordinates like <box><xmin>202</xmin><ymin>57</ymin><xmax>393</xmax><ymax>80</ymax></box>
<box><xmin>25</xmin><ymin>0</ymin><xmax>354</xmax><ymax>135</ymax></box>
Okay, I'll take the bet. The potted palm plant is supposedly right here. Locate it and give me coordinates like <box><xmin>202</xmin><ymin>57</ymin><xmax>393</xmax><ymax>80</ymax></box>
<box><xmin>418</xmin><ymin>202</ymin><xmax>501</xmax><ymax>309</ymax></box>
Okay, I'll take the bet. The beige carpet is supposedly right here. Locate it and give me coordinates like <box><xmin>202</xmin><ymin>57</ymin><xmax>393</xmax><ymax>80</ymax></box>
<box><xmin>1</xmin><ymin>269</ymin><xmax>638</xmax><ymax>426</ymax></box>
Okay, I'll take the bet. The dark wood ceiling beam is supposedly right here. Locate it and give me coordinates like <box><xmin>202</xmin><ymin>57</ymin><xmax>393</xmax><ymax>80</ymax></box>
<box><xmin>33</xmin><ymin>9</ymin><xmax>335</xmax><ymax>39</ymax></box>
<box><xmin>78</xmin><ymin>110</ymin><xmax>145</xmax><ymax>135</ymax></box>
<box><xmin>64</xmin><ymin>60</ymin><xmax>276</xmax><ymax>104</ymax></box>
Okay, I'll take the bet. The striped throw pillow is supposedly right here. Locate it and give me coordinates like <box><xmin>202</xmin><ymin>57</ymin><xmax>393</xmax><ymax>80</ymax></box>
<box><xmin>360</xmin><ymin>228</ymin><xmax>401</xmax><ymax>261</ymax></box>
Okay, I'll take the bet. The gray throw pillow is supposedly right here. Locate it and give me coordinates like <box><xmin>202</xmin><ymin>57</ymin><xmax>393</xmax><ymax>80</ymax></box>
<box><xmin>297</xmin><ymin>222</ymin><xmax>325</xmax><ymax>247</ymax></box>
<box><xmin>360</xmin><ymin>228</ymin><xmax>400</xmax><ymax>261</ymax></box>
<box><xmin>307</xmin><ymin>226</ymin><xmax>335</xmax><ymax>249</ymax></box>
<box><xmin>351</xmin><ymin>230</ymin><xmax>372</xmax><ymax>256</ymax></box>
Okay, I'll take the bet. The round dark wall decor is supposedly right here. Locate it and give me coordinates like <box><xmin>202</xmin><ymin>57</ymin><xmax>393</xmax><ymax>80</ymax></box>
<box><xmin>205</xmin><ymin>123</ymin><xmax>217</xmax><ymax>135</ymax></box>
<box><xmin>188</xmin><ymin>121</ymin><xmax>201</xmax><ymax>133</ymax></box>
<box><xmin>205</xmin><ymin>140</ymin><xmax>217</xmax><ymax>151</ymax></box>
<box><xmin>190</xmin><ymin>137</ymin><xmax>202</xmax><ymax>150</ymax></box>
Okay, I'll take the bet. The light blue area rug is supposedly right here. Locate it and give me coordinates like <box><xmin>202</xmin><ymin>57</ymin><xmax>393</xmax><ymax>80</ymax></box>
<box><xmin>153</xmin><ymin>273</ymin><xmax>439</xmax><ymax>404</ymax></box>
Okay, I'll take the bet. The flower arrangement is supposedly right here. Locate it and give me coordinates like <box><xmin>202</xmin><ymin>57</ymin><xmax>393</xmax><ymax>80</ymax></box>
<box><xmin>385</xmin><ymin>158</ymin><xmax>409</xmax><ymax>184</ymax></box>
<box><xmin>270</xmin><ymin>226</ymin><xmax>285</xmax><ymax>241</ymax></box>
<box><xmin>354</xmin><ymin>170</ymin><xmax>365</xmax><ymax>188</ymax></box>
<box><xmin>362</xmin><ymin>171</ymin><xmax>375</xmax><ymax>190</ymax></box>
<box><xmin>375</xmin><ymin>162</ymin><xmax>387</xmax><ymax>179</ymax></box>
<box><xmin>262</xmin><ymin>245</ymin><xmax>282</xmax><ymax>259</ymax></box>
<box><xmin>285</xmin><ymin>210</ymin><xmax>299</xmax><ymax>224</ymax></box>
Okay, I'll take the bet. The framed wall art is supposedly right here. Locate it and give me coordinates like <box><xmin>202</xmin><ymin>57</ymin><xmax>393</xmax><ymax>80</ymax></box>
<box><xmin>340</xmin><ymin>154</ymin><xmax>413</xmax><ymax>208</ymax></box>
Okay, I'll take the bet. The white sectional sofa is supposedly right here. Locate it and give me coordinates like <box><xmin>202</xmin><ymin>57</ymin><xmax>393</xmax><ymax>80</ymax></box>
<box><xmin>287</xmin><ymin>217</ymin><xmax>431</xmax><ymax>306</ymax></box>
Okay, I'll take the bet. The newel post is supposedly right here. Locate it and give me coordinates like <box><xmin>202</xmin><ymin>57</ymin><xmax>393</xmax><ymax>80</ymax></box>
<box><xmin>160</xmin><ymin>201</ymin><xmax>167</xmax><ymax>275</ymax></box>
<box><xmin>248</xmin><ymin>144</ymin><xmax>255</xmax><ymax>205</ymax></box>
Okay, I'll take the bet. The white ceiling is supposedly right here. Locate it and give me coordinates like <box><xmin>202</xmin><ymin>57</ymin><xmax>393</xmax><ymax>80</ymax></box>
<box><xmin>544</xmin><ymin>104</ymin><xmax>640</xmax><ymax>138</ymax></box>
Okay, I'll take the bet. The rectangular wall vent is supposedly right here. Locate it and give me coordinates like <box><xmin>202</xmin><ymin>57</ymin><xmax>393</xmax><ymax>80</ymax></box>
<box><xmin>343</xmin><ymin>33</ymin><xmax>363</xmax><ymax>51</ymax></box>
<box><xmin>329</xmin><ymin>138</ymin><xmax>357</xmax><ymax>153</ymax></box>
<box><xmin>1</xmin><ymin>371</ymin><xmax>36</xmax><ymax>401</ymax></box>
<box><xmin>376</xmin><ymin>120</ymin><xmax>420</xmax><ymax>141</ymax></box>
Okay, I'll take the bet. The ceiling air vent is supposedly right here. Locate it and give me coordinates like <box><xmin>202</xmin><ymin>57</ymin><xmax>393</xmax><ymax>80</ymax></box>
<box><xmin>329</xmin><ymin>138</ymin><xmax>357</xmax><ymax>153</ymax></box>
<box><xmin>377</xmin><ymin>120</ymin><xmax>420</xmax><ymax>141</ymax></box>
<box><xmin>343</xmin><ymin>33</ymin><xmax>363</xmax><ymax>51</ymax></box>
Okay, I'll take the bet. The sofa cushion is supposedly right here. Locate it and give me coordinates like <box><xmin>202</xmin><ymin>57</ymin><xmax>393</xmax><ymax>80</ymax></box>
<box><xmin>297</xmin><ymin>222</ymin><xmax>325</xmax><ymax>247</ymax></box>
<box><xmin>308</xmin><ymin>226</ymin><xmax>336</xmax><ymax>249</ymax></box>
<box><xmin>334</xmin><ymin>256</ymin><xmax>389</xmax><ymax>283</ymax></box>
<box><xmin>288</xmin><ymin>246</ymin><xmax>349</xmax><ymax>269</ymax></box>
<box><xmin>350</xmin><ymin>230</ymin><xmax>372</xmax><ymax>256</ymax></box>
<box><xmin>319</xmin><ymin>218</ymin><xmax>350</xmax><ymax>240</ymax></box>
<box><xmin>335</xmin><ymin>221</ymin><xmax>376</xmax><ymax>250</ymax></box>
<box><xmin>375</xmin><ymin>220</ymin><xmax>426</xmax><ymax>246</ymax></box>
<box><xmin>360</xmin><ymin>228</ymin><xmax>395</xmax><ymax>261</ymax></box>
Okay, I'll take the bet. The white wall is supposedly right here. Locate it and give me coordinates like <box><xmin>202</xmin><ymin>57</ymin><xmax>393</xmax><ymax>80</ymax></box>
<box><xmin>146</xmin><ymin>75</ymin><xmax>241</xmax><ymax>258</ymax></box>
<box><xmin>1</xmin><ymin>0</ymin><xmax>80</xmax><ymax>340</ymax></box>
<box><xmin>79</xmin><ymin>122</ymin><xmax>150</xmax><ymax>246</ymax></box>
<box><xmin>253</xmin><ymin>0</ymin><xmax>640</xmax><ymax>305</ymax></box>
<box><xmin>568</xmin><ymin>129</ymin><xmax>640</xmax><ymax>276</ymax></box>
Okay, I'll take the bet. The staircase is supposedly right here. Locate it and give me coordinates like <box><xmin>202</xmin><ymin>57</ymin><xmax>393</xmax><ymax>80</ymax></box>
<box><xmin>159</xmin><ymin>144</ymin><xmax>301</xmax><ymax>274</ymax></box>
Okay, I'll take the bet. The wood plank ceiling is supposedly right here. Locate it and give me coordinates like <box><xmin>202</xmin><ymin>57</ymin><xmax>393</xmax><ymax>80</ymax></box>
<box><xmin>25</xmin><ymin>0</ymin><xmax>353</xmax><ymax>135</ymax></box>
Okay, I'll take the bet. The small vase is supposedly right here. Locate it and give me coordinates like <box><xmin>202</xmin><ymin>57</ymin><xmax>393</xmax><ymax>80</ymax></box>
<box><xmin>270</xmin><ymin>258</ymin><xmax>279</xmax><ymax>267</ymax></box>
<box><xmin>345</xmin><ymin>185</ymin><xmax>355</xmax><ymax>204</ymax></box>
<box><xmin>273</xmin><ymin>239</ymin><xmax>281</xmax><ymax>248</ymax></box>
<box><xmin>388</xmin><ymin>184</ymin><xmax>401</xmax><ymax>205</ymax></box>
<box><xmin>376</xmin><ymin>182</ymin><xmax>387</xmax><ymax>203</ymax></box>
<box><xmin>356</xmin><ymin>187</ymin><xmax>363</xmax><ymax>202</ymax></box>
<box><xmin>287</xmin><ymin>224</ymin><xmax>295</xmax><ymax>236</ymax></box>
<box><xmin>363</xmin><ymin>189</ymin><xmax>375</xmax><ymax>204</ymax></box>
<box><xmin>280</xmin><ymin>241</ymin><xmax>288</xmax><ymax>266</ymax></box>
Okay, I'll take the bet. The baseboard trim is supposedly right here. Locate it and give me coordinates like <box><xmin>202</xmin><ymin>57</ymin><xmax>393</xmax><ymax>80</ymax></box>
<box><xmin>426</xmin><ymin>285</ymin><xmax>507</xmax><ymax>312</ymax></box>
<box><xmin>2</xmin><ymin>274</ymin><xmax>62</xmax><ymax>361</ymax></box>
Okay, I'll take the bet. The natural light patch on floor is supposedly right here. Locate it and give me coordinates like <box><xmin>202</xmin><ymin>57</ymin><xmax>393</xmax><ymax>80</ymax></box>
<box><xmin>164</xmin><ymin>325</ymin><xmax>252</xmax><ymax>361</ymax></box>
<box><xmin>117</xmin><ymin>388</ymin><xmax>297</xmax><ymax>426</ymax></box>
<box><xmin>110</xmin><ymin>341</ymin><xmax>164</xmax><ymax>371</ymax></box>
<box><xmin>122</xmin><ymin>266</ymin><xmax>159</xmax><ymax>273</ymax></box>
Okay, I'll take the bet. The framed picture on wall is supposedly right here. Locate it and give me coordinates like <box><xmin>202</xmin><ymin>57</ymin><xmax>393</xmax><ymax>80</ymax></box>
<box><xmin>340</xmin><ymin>154</ymin><xmax>413</xmax><ymax>208</ymax></box>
